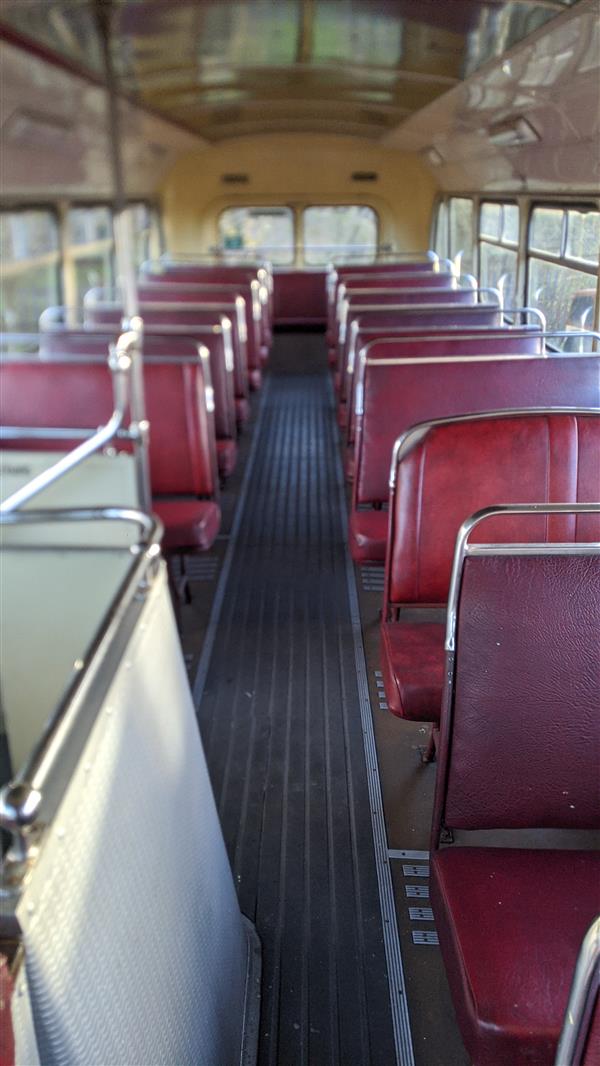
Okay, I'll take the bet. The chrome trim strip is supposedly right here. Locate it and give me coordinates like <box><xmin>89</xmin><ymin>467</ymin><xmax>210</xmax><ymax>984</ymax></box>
<box><xmin>555</xmin><ymin>917</ymin><xmax>600</xmax><ymax>1066</ymax></box>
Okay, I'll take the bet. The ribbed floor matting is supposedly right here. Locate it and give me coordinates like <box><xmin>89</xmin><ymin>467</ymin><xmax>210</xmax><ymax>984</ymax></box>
<box><xmin>196</xmin><ymin>341</ymin><xmax>397</xmax><ymax>1066</ymax></box>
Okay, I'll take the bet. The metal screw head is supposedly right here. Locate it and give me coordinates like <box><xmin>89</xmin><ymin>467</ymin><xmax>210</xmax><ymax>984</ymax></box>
<box><xmin>0</xmin><ymin>783</ymin><xmax>42</xmax><ymax>832</ymax></box>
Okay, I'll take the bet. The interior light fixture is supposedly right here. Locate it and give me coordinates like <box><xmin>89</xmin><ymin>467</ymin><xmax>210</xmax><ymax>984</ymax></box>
<box><xmin>488</xmin><ymin>116</ymin><xmax>539</xmax><ymax>147</ymax></box>
<box><xmin>422</xmin><ymin>146</ymin><xmax>444</xmax><ymax>166</ymax></box>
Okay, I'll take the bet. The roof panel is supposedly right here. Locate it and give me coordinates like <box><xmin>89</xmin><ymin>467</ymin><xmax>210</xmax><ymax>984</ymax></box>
<box><xmin>0</xmin><ymin>0</ymin><xmax>583</xmax><ymax>141</ymax></box>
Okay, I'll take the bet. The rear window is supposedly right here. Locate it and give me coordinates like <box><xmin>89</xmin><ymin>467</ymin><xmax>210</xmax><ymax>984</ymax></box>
<box><xmin>219</xmin><ymin>206</ymin><xmax>294</xmax><ymax>265</ymax></box>
<box><xmin>302</xmin><ymin>205</ymin><xmax>378</xmax><ymax>265</ymax></box>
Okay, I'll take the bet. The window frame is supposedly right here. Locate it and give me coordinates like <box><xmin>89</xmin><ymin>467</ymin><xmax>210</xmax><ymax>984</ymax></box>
<box><xmin>477</xmin><ymin>198</ymin><xmax>520</xmax><ymax>306</ymax></box>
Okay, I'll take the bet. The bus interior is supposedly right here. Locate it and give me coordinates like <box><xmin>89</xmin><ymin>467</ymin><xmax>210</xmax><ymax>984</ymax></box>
<box><xmin>0</xmin><ymin>2</ymin><xmax>599</xmax><ymax>1064</ymax></box>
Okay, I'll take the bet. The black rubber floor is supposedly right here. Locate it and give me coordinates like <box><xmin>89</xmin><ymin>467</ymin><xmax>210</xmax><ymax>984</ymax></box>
<box><xmin>195</xmin><ymin>333</ymin><xmax>398</xmax><ymax>1066</ymax></box>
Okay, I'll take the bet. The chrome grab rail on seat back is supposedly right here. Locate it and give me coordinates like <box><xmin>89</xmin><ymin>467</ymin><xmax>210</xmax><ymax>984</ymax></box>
<box><xmin>555</xmin><ymin>916</ymin><xmax>600</xmax><ymax>1066</ymax></box>
<box><xmin>0</xmin><ymin>325</ymin><xmax>152</xmax><ymax>514</ymax></box>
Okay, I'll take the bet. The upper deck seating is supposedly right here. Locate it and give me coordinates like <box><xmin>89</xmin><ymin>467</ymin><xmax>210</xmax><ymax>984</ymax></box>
<box><xmin>381</xmin><ymin>411</ymin><xmax>600</xmax><ymax>723</ymax></box>
<box><xmin>272</xmin><ymin>269</ymin><xmax>328</xmax><ymax>327</ymax></box>
<box><xmin>350</xmin><ymin>351</ymin><xmax>600</xmax><ymax>563</ymax></box>
<box><xmin>0</xmin><ymin>341</ymin><xmax>221</xmax><ymax>553</ymax></box>
<box><xmin>430</xmin><ymin>514</ymin><xmax>600</xmax><ymax>1065</ymax></box>
<box><xmin>84</xmin><ymin>303</ymin><xmax>238</xmax><ymax>479</ymax></box>
<box><xmin>343</xmin><ymin>328</ymin><xmax>544</xmax><ymax>449</ymax></box>
<box><xmin>136</xmin><ymin>283</ymin><xmax>250</xmax><ymax>423</ymax></box>
<box><xmin>334</xmin><ymin>294</ymin><xmax>498</xmax><ymax>398</ymax></box>
<box><xmin>141</xmin><ymin>264</ymin><xmax>269</xmax><ymax>380</ymax></box>
<box><xmin>326</xmin><ymin>257</ymin><xmax>439</xmax><ymax>347</ymax></box>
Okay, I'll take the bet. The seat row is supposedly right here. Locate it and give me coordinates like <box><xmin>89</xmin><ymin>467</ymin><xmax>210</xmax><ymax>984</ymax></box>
<box><xmin>327</xmin><ymin>256</ymin><xmax>600</xmax><ymax>1065</ymax></box>
<box><xmin>0</xmin><ymin>259</ymin><xmax>274</xmax><ymax>563</ymax></box>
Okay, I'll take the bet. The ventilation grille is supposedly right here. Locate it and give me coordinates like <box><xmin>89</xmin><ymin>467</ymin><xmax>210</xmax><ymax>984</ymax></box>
<box><xmin>221</xmin><ymin>173</ymin><xmax>250</xmax><ymax>185</ymax></box>
<box><xmin>351</xmin><ymin>171</ymin><xmax>378</xmax><ymax>182</ymax></box>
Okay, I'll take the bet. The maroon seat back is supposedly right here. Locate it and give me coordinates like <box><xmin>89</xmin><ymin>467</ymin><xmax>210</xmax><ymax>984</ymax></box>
<box><xmin>345</xmin><ymin>329</ymin><xmax>544</xmax><ymax>442</ymax></box>
<box><xmin>336</xmin><ymin>301</ymin><xmax>501</xmax><ymax>381</ymax></box>
<box><xmin>328</xmin><ymin>259</ymin><xmax>437</xmax><ymax>340</ymax></box>
<box><xmin>273</xmin><ymin>270</ymin><xmax>327</xmax><ymax>326</ymax></box>
<box><xmin>385</xmin><ymin>412</ymin><xmax>600</xmax><ymax>607</ymax></box>
<box><xmin>354</xmin><ymin>353</ymin><xmax>600</xmax><ymax>509</ymax></box>
<box><xmin>137</xmin><ymin>284</ymin><xmax>249</xmax><ymax>396</ymax></box>
<box><xmin>435</xmin><ymin>538</ymin><xmax>600</xmax><ymax>832</ymax></box>
<box><xmin>342</xmin><ymin>274</ymin><xmax>455</xmax><ymax>294</ymax></box>
<box><xmin>84</xmin><ymin>305</ymin><xmax>236</xmax><ymax>440</ymax></box>
<box><xmin>0</xmin><ymin>351</ymin><xmax>218</xmax><ymax>499</ymax></box>
<box><xmin>136</xmin><ymin>281</ymin><xmax>259</xmax><ymax>374</ymax></box>
<box><xmin>143</xmin><ymin>266</ymin><xmax>268</xmax><ymax>355</ymax></box>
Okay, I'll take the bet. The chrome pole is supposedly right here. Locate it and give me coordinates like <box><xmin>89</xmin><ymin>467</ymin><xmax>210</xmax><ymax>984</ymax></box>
<box><xmin>94</xmin><ymin>1</ymin><xmax>151</xmax><ymax>513</ymax></box>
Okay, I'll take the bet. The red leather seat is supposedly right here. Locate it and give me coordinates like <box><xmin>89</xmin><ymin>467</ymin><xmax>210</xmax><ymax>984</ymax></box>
<box><xmin>380</xmin><ymin>621</ymin><xmax>445</xmax><ymax>719</ymax></box>
<box><xmin>84</xmin><ymin>305</ymin><xmax>238</xmax><ymax>478</ymax></box>
<box><xmin>1</xmin><ymin>338</ymin><xmax>221</xmax><ymax>555</ymax></box>
<box><xmin>381</xmin><ymin>412</ymin><xmax>600</xmax><ymax>721</ymax></box>
<box><xmin>351</xmin><ymin>353</ymin><xmax>600</xmax><ymax>564</ymax></box>
<box><xmin>349</xmin><ymin>508</ymin><xmax>388</xmax><ymax>562</ymax></box>
<box><xmin>153</xmin><ymin>499</ymin><xmax>221</xmax><ymax>552</ymax></box>
<box><xmin>432</xmin><ymin>537</ymin><xmax>600</xmax><ymax>1066</ymax></box>
<box><xmin>431</xmin><ymin>848</ymin><xmax>600</xmax><ymax>1066</ymax></box>
<box><xmin>216</xmin><ymin>439</ymin><xmax>237</xmax><ymax>479</ymax></box>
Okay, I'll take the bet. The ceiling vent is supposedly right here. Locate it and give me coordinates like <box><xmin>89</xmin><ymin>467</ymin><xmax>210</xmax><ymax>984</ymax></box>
<box><xmin>221</xmin><ymin>173</ymin><xmax>250</xmax><ymax>184</ymax></box>
<box><xmin>351</xmin><ymin>171</ymin><xmax>378</xmax><ymax>182</ymax></box>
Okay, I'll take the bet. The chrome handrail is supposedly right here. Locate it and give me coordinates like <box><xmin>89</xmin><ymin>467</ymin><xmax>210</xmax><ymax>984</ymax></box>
<box><xmin>555</xmin><ymin>916</ymin><xmax>600</xmax><ymax>1066</ymax></box>
<box><xmin>0</xmin><ymin>332</ymin><xmax>135</xmax><ymax>515</ymax></box>
<box><xmin>0</xmin><ymin>507</ymin><xmax>163</xmax><ymax>869</ymax></box>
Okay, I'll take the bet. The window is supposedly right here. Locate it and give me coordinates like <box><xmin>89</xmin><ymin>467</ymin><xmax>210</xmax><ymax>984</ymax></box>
<box><xmin>527</xmin><ymin>205</ymin><xmax>599</xmax><ymax>347</ymax></box>
<box><xmin>0</xmin><ymin>208</ymin><xmax>61</xmax><ymax>330</ymax></box>
<box><xmin>432</xmin><ymin>200</ymin><xmax>449</xmax><ymax>261</ymax></box>
<box><xmin>478</xmin><ymin>201</ymin><xmax>519</xmax><ymax>308</ymax></box>
<box><xmin>302</xmin><ymin>206</ymin><xmax>378</xmax><ymax>265</ymax></box>
<box><xmin>448</xmin><ymin>198</ymin><xmax>474</xmax><ymax>275</ymax></box>
<box><xmin>218</xmin><ymin>206</ymin><xmax>294</xmax><ymax>265</ymax></box>
<box><xmin>66</xmin><ymin>205</ymin><xmax>114</xmax><ymax>307</ymax></box>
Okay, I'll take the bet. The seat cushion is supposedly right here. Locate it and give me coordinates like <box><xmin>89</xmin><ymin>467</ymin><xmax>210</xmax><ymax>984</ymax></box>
<box><xmin>235</xmin><ymin>397</ymin><xmax>250</xmax><ymax>426</ymax></box>
<box><xmin>249</xmin><ymin>368</ymin><xmax>262</xmax><ymax>391</ymax></box>
<box><xmin>216</xmin><ymin>438</ymin><xmax>237</xmax><ymax>479</ymax></box>
<box><xmin>153</xmin><ymin>499</ymin><xmax>221</xmax><ymax>552</ymax></box>
<box><xmin>380</xmin><ymin>621</ymin><xmax>446</xmax><ymax>720</ymax></box>
<box><xmin>349</xmin><ymin>508</ymin><xmax>388</xmax><ymax>562</ymax></box>
<box><xmin>431</xmin><ymin>848</ymin><xmax>600</xmax><ymax>1066</ymax></box>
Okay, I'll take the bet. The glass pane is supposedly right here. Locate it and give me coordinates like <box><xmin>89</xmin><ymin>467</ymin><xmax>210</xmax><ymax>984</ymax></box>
<box><xmin>67</xmin><ymin>206</ymin><xmax>113</xmax><ymax>245</ymax></box>
<box><xmin>433</xmin><ymin>201</ymin><xmax>448</xmax><ymax>260</ymax></box>
<box><xmin>1</xmin><ymin>210</ymin><xmax>60</xmax><ymax>330</ymax></box>
<box><xmin>480</xmin><ymin>242</ymin><xmax>518</xmax><ymax>307</ymax></box>
<box><xmin>218</xmin><ymin>206</ymin><xmax>294</xmax><ymax>265</ymax></box>
<box><xmin>566</xmin><ymin>208</ymin><xmax>600</xmax><ymax>266</ymax></box>
<box><xmin>480</xmin><ymin>203</ymin><xmax>502</xmax><ymax>241</ymax></box>
<box><xmin>0</xmin><ymin>263</ymin><xmax>61</xmax><ymax>331</ymax></box>
<box><xmin>448</xmin><ymin>198</ymin><xmax>474</xmax><ymax>274</ymax></box>
<box><xmin>313</xmin><ymin>0</ymin><xmax>403</xmax><ymax>67</ymax></box>
<box><xmin>302</xmin><ymin>206</ymin><xmax>378</xmax><ymax>266</ymax></box>
<box><xmin>529</xmin><ymin>206</ymin><xmax>564</xmax><ymax>257</ymax></box>
<box><xmin>0</xmin><ymin>209</ymin><xmax>59</xmax><ymax>261</ymax></box>
<box><xmin>502</xmin><ymin>203</ymin><xmax>519</xmax><ymax>245</ymax></box>
<box><xmin>528</xmin><ymin>257</ymin><xmax>596</xmax><ymax>346</ymax></box>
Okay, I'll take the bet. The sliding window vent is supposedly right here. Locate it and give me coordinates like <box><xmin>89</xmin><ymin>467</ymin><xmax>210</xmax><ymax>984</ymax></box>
<box><xmin>351</xmin><ymin>171</ymin><xmax>378</xmax><ymax>182</ymax></box>
<box><xmin>221</xmin><ymin>173</ymin><xmax>250</xmax><ymax>185</ymax></box>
